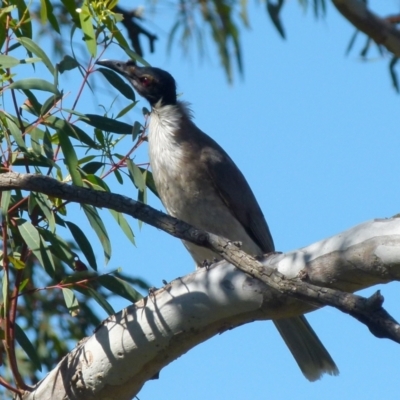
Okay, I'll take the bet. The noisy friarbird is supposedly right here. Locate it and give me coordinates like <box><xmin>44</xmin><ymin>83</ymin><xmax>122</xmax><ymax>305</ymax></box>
<box><xmin>97</xmin><ymin>59</ymin><xmax>339</xmax><ymax>381</ymax></box>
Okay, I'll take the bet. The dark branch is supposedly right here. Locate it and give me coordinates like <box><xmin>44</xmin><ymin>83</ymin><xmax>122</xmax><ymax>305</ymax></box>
<box><xmin>332</xmin><ymin>0</ymin><xmax>400</xmax><ymax>57</ymax></box>
<box><xmin>113</xmin><ymin>5</ymin><xmax>157</xmax><ymax>56</ymax></box>
<box><xmin>1</xmin><ymin>171</ymin><xmax>399</xmax><ymax>342</ymax></box>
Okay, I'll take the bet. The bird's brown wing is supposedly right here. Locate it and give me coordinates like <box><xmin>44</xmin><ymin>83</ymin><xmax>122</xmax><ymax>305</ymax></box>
<box><xmin>200</xmin><ymin>135</ymin><xmax>275</xmax><ymax>254</ymax></box>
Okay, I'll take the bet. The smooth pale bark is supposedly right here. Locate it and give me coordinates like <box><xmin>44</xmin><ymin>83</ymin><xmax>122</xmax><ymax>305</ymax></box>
<box><xmin>21</xmin><ymin>219</ymin><xmax>400</xmax><ymax>400</ymax></box>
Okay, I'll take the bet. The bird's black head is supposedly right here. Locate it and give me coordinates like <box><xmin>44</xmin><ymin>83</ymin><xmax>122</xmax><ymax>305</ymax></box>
<box><xmin>96</xmin><ymin>59</ymin><xmax>177</xmax><ymax>107</ymax></box>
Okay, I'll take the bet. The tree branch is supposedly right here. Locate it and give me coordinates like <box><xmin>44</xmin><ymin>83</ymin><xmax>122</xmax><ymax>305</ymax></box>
<box><xmin>332</xmin><ymin>0</ymin><xmax>400</xmax><ymax>56</ymax></box>
<box><xmin>1</xmin><ymin>171</ymin><xmax>400</xmax><ymax>344</ymax></box>
<box><xmin>19</xmin><ymin>217</ymin><xmax>400</xmax><ymax>399</ymax></box>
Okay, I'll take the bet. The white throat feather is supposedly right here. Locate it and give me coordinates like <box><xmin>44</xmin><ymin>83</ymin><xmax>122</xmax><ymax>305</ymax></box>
<box><xmin>147</xmin><ymin>100</ymin><xmax>193</xmax><ymax>184</ymax></box>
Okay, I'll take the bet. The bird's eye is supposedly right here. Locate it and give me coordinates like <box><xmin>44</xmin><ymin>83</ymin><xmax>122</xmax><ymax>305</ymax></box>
<box><xmin>140</xmin><ymin>76</ymin><xmax>151</xmax><ymax>87</ymax></box>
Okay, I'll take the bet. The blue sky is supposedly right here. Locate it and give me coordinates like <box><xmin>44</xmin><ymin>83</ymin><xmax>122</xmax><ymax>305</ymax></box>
<box><xmin>91</xmin><ymin>1</ymin><xmax>400</xmax><ymax>398</ymax></box>
<box><xmin>11</xmin><ymin>1</ymin><xmax>400</xmax><ymax>398</ymax></box>
<box><xmin>98</xmin><ymin>2</ymin><xmax>400</xmax><ymax>399</ymax></box>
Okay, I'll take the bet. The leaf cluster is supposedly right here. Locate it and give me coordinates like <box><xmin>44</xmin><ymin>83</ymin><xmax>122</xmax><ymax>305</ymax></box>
<box><xmin>0</xmin><ymin>0</ymin><xmax>153</xmax><ymax>394</ymax></box>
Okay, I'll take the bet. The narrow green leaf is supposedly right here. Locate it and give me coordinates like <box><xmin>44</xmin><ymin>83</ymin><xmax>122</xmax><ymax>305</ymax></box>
<box><xmin>120</xmin><ymin>46</ymin><xmax>150</xmax><ymax>67</ymax></box>
<box><xmin>62</xmin><ymin>271</ymin><xmax>94</xmax><ymax>284</ymax></box>
<box><xmin>346</xmin><ymin>30</ymin><xmax>359</xmax><ymax>55</ymax></box>
<box><xmin>41</xmin><ymin>93</ymin><xmax>63</xmax><ymax>116</ymax></box>
<box><xmin>78</xmin><ymin>155</ymin><xmax>96</xmax><ymax>164</ymax></box>
<box><xmin>80</xmin><ymin>286</ymin><xmax>114</xmax><ymax>315</ymax></box>
<box><xmin>239</xmin><ymin>0</ymin><xmax>250</xmax><ymax>27</ymax></box>
<box><xmin>1</xmin><ymin>191</ymin><xmax>11</xmax><ymax>216</ymax></box>
<box><xmin>81</xmin><ymin>114</ymin><xmax>133</xmax><ymax>135</ymax></box>
<box><xmin>141</xmin><ymin>167</ymin><xmax>158</xmax><ymax>197</ymax></box>
<box><xmin>60</xmin><ymin>108</ymin><xmax>87</xmax><ymax>119</ymax></box>
<box><xmin>65</xmin><ymin>221</ymin><xmax>97</xmax><ymax>270</ymax></box>
<box><xmin>82</xmin><ymin>205</ymin><xmax>111</xmax><ymax>265</ymax></box>
<box><xmin>114</xmin><ymin>168</ymin><xmax>123</xmax><ymax>184</ymax></box>
<box><xmin>40</xmin><ymin>0</ymin><xmax>47</xmax><ymax>25</ymax></box>
<box><xmin>98</xmin><ymin>275</ymin><xmax>142</xmax><ymax>303</ymax></box>
<box><xmin>116</xmin><ymin>101</ymin><xmax>137</xmax><ymax>119</ymax></box>
<box><xmin>389</xmin><ymin>57</ymin><xmax>399</xmax><ymax>93</ymax></box>
<box><xmin>62</xmin><ymin>288</ymin><xmax>80</xmax><ymax>316</ymax></box>
<box><xmin>109</xmin><ymin>209</ymin><xmax>135</xmax><ymax>245</ymax></box>
<box><xmin>58</xmin><ymin>55</ymin><xmax>79</xmax><ymax>73</ymax></box>
<box><xmin>360</xmin><ymin>37</ymin><xmax>371</xmax><ymax>58</ymax></box>
<box><xmin>127</xmin><ymin>159</ymin><xmax>145</xmax><ymax>191</ymax></box>
<box><xmin>28</xmin><ymin>192</ymin><xmax>37</xmax><ymax>215</ymax></box>
<box><xmin>81</xmin><ymin>161</ymin><xmax>103</xmax><ymax>175</ymax></box>
<box><xmin>138</xmin><ymin>169</ymin><xmax>148</xmax><ymax>206</ymax></box>
<box><xmin>30</xmin><ymin>127</ymin><xmax>44</xmax><ymax>156</ymax></box>
<box><xmin>32</xmin><ymin>192</ymin><xmax>56</xmax><ymax>233</ymax></box>
<box><xmin>15</xmin><ymin>0</ymin><xmax>32</xmax><ymax>39</ymax></box>
<box><xmin>15</xmin><ymin>323</ymin><xmax>42</xmax><ymax>371</ymax></box>
<box><xmin>38</xmin><ymin>235</ymin><xmax>57</xmax><ymax>276</ymax></box>
<box><xmin>19</xmin><ymin>278</ymin><xmax>29</xmax><ymax>292</ymax></box>
<box><xmin>60</xmin><ymin>0</ymin><xmax>80</xmax><ymax>26</ymax></box>
<box><xmin>45</xmin><ymin>116</ymin><xmax>98</xmax><ymax>149</ymax></box>
<box><xmin>42</xmin><ymin>0</ymin><xmax>60</xmax><ymax>33</ymax></box>
<box><xmin>17</xmin><ymin>219</ymin><xmax>56</xmax><ymax>277</ymax></box>
<box><xmin>1</xmin><ymin>111</ymin><xmax>27</xmax><ymax>151</ymax></box>
<box><xmin>12</xmin><ymin>154</ymin><xmax>57</xmax><ymax>169</ymax></box>
<box><xmin>0</xmin><ymin>5</ymin><xmax>16</xmax><ymax>16</ymax></box>
<box><xmin>43</xmin><ymin>127</ymin><xmax>54</xmax><ymax>160</ymax></box>
<box><xmin>103</xmin><ymin>17</ymin><xmax>130</xmax><ymax>50</ymax></box>
<box><xmin>83</xmin><ymin>174</ymin><xmax>109</xmax><ymax>192</ymax></box>
<box><xmin>9</xmin><ymin>78</ymin><xmax>59</xmax><ymax>95</ymax></box>
<box><xmin>131</xmin><ymin>121</ymin><xmax>142</xmax><ymax>141</ymax></box>
<box><xmin>94</xmin><ymin>128</ymin><xmax>105</xmax><ymax>146</ymax></box>
<box><xmin>21</xmin><ymin>89</ymin><xmax>42</xmax><ymax>116</ymax></box>
<box><xmin>97</xmin><ymin>67</ymin><xmax>136</xmax><ymax>101</ymax></box>
<box><xmin>78</xmin><ymin>1</ymin><xmax>97</xmax><ymax>57</ymax></box>
<box><xmin>57</xmin><ymin>129</ymin><xmax>82</xmax><ymax>186</ymax></box>
<box><xmin>0</xmin><ymin>55</ymin><xmax>20</xmax><ymax>68</ymax></box>
<box><xmin>8</xmin><ymin>256</ymin><xmax>26</xmax><ymax>270</ymax></box>
<box><xmin>39</xmin><ymin>228</ymin><xmax>75</xmax><ymax>266</ymax></box>
<box><xmin>17</xmin><ymin>37</ymin><xmax>55</xmax><ymax>74</ymax></box>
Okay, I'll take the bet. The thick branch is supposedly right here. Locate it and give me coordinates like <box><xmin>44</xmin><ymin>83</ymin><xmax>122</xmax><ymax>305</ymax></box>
<box><xmin>1</xmin><ymin>172</ymin><xmax>399</xmax><ymax>342</ymax></box>
<box><xmin>332</xmin><ymin>0</ymin><xmax>400</xmax><ymax>56</ymax></box>
<box><xmin>20</xmin><ymin>219</ymin><xmax>400</xmax><ymax>399</ymax></box>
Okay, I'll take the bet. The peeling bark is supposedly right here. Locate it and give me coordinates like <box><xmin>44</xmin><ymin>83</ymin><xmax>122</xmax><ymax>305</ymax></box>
<box><xmin>20</xmin><ymin>219</ymin><xmax>400</xmax><ymax>400</ymax></box>
<box><xmin>1</xmin><ymin>172</ymin><xmax>399</xmax><ymax>399</ymax></box>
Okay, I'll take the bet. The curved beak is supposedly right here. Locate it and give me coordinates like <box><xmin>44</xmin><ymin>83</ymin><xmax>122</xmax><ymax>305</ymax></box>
<box><xmin>96</xmin><ymin>59</ymin><xmax>135</xmax><ymax>78</ymax></box>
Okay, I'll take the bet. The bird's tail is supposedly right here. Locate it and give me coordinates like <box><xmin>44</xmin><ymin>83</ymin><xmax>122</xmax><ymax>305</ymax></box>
<box><xmin>273</xmin><ymin>315</ymin><xmax>339</xmax><ymax>381</ymax></box>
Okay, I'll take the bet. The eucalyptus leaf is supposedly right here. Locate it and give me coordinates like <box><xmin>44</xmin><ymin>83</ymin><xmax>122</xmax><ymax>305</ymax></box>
<box><xmin>57</xmin><ymin>129</ymin><xmax>82</xmax><ymax>186</ymax></box>
<box><xmin>65</xmin><ymin>221</ymin><xmax>97</xmax><ymax>270</ymax></box>
<box><xmin>109</xmin><ymin>209</ymin><xmax>135</xmax><ymax>245</ymax></box>
<box><xmin>0</xmin><ymin>55</ymin><xmax>20</xmax><ymax>68</ymax></box>
<box><xmin>32</xmin><ymin>192</ymin><xmax>56</xmax><ymax>233</ymax></box>
<box><xmin>127</xmin><ymin>159</ymin><xmax>146</xmax><ymax>191</ymax></box>
<box><xmin>97</xmin><ymin>67</ymin><xmax>136</xmax><ymax>101</ymax></box>
<box><xmin>58</xmin><ymin>55</ymin><xmax>79</xmax><ymax>73</ymax></box>
<box><xmin>18</xmin><ymin>36</ymin><xmax>55</xmax><ymax>73</ymax></box>
<box><xmin>15</xmin><ymin>323</ymin><xmax>42</xmax><ymax>371</ymax></box>
<box><xmin>82</xmin><ymin>204</ymin><xmax>111</xmax><ymax>265</ymax></box>
<box><xmin>81</xmin><ymin>114</ymin><xmax>133</xmax><ymax>135</ymax></box>
<box><xmin>78</xmin><ymin>0</ymin><xmax>97</xmax><ymax>57</ymax></box>
<box><xmin>17</xmin><ymin>219</ymin><xmax>56</xmax><ymax>277</ymax></box>
<box><xmin>62</xmin><ymin>288</ymin><xmax>80</xmax><ymax>316</ymax></box>
<box><xmin>9</xmin><ymin>78</ymin><xmax>59</xmax><ymax>95</ymax></box>
<box><xmin>98</xmin><ymin>275</ymin><xmax>142</xmax><ymax>303</ymax></box>
<box><xmin>45</xmin><ymin>116</ymin><xmax>98</xmax><ymax>149</ymax></box>
<box><xmin>80</xmin><ymin>286</ymin><xmax>114</xmax><ymax>315</ymax></box>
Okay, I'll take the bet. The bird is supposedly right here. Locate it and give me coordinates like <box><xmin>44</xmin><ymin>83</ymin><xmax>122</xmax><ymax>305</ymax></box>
<box><xmin>96</xmin><ymin>59</ymin><xmax>339</xmax><ymax>381</ymax></box>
